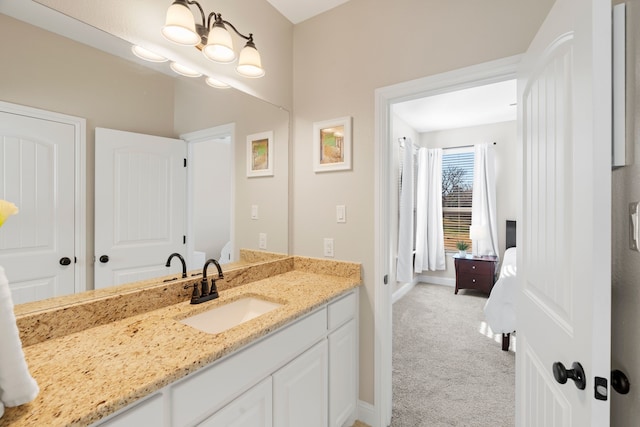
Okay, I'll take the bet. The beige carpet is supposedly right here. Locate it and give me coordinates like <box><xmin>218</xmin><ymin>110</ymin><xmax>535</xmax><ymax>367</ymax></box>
<box><xmin>391</xmin><ymin>283</ymin><xmax>515</xmax><ymax>426</ymax></box>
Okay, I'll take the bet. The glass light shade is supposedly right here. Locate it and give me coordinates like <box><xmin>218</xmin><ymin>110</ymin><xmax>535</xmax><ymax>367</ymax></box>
<box><xmin>162</xmin><ymin>3</ymin><xmax>200</xmax><ymax>46</ymax></box>
<box><xmin>169</xmin><ymin>62</ymin><xmax>202</xmax><ymax>78</ymax></box>
<box><xmin>202</xmin><ymin>25</ymin><xmax>235</xmax><ymax>63</ymax></box>
<box><xmin>205</xmin><ymin>76</ymin><xmax>231</xmax><ymax>89</ymax></box>
<box><xmin>131</xmin><ymin>45</ymin><xmax>167</xmax><ymax>63</ymax></box>
<box><xmin>236</xmin><ymin>44</ymin><xmax>265</xmax><ymax>78</ymax></box>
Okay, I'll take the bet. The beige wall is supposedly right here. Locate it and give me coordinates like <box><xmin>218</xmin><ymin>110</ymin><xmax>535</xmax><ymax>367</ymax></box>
<box><xmin>174</xmin><ymin>79</ymin><xmax>290</xmax><ymax>257</ymax></box>
<box><xmin>611</xmin><ymin>0</ymin><xmax>639</xmax><ymax>424</ymax></box>
<box><xmin>292</xmin><ymin>0</ymin><xmax>554</xmax><ymax>404</ymax></box>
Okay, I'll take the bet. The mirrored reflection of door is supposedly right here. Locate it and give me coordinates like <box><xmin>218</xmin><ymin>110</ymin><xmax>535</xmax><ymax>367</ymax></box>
<box><xmin>0</xmin><ymin>107</ymin><xmax>76</xmax><ymax>304</ymax></box>
<box><xmin>94</xmin><ymin>127</ymin><xmax>186</xmax><ymax>289</ymax></box>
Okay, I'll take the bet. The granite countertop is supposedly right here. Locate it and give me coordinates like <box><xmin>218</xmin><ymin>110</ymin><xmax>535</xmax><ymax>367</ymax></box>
<box><xmin>1</xmin><ymin>256</ymin><xmax>361</xmax><ymax>427</ymax></box>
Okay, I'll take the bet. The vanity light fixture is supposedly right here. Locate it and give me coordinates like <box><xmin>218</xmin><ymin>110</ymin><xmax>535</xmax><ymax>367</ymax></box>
<box><xmin>205</xmin><ymin>76</ymin><xmax>231</xmax><ymax>89</ymax></box>
<box><xmin>162</xmin><ymin>0</ymin><xmax>265</xmax><ymax>78</ymax></box>
<box><xmin>169</xmin><ymin>61</ymin><xmax>202</xmax><ymax>77</ymax></box>
<box><xmin>131</xmin><ymin>45</ymin><xmax>168</xmax><ymax>63</ymax></box>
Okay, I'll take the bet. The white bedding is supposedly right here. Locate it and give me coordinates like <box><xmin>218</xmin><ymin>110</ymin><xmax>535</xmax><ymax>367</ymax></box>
<box><xmin>483</xmin><ymin>247</ymin><xmax>517</xmax><ymax>334</ymax></box>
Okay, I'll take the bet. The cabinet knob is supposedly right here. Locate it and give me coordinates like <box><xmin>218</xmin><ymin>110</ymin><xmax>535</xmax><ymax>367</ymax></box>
<box><xmin>472</xmin><ymin>265</ymin><xmax>476</xmax><ymax>269</ymax></box>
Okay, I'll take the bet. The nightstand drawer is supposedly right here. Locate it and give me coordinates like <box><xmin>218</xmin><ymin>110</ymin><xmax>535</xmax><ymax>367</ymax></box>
<box><xmin>457</xmin><ymin>260</ymin><xmax>493</xmax><ymax>275</ymax></box>
<box><xmin>457</xmin><ymin>275</ymin><xmax>492</xmax><ymax>290</ymax></box>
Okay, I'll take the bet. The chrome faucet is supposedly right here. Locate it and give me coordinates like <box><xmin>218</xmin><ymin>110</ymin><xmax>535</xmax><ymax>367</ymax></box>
<box><xmin>165</xmin><ymin>253</ymin><xmax>187</xmax><ymax>278</ymax></box>
<box><xmin>184</xmin><ymin>258</ymin><xmax>224</xmax><ymax>304</ymax></box>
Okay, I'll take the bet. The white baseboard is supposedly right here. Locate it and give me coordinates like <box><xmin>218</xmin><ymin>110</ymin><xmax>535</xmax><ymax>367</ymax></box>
<box><xmin>357</xmin><ymin>400</ymin><xmax>377</xmax><ymax>426</ymax></box>
<box><xmin>415</xmin><ymin>275</ymin><xmax>455</xmax><ymax>287</ymax></box>
<box><xmin>391</xmin><ymin>280</ymin><xmax>416</xmax><ymax>303</ymax></box>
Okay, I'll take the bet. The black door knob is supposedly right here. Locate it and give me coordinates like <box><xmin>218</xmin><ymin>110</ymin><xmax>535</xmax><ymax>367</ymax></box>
<box><xmin>612</xmin><ymin>369</ymin><xmax>630</xmax><ymax>395</ymax></box>
<box><xmin>99</xmin><ymin>255</ymin><xmax>109</xmax><ymax>263</ymax></box>
<box><xmin>59</xmin><ymin>257</ymin><xmax>72</xmax><ymax>266</ymax></box>
<box><xmin>553</xmin><ymin>361</ymin><xmax>586</xmax><ymax>390</ymax></box>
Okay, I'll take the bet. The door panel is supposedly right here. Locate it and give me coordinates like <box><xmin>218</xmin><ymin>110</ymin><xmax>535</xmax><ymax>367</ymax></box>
<box><xmin>516</xmin><ymin>0</ymin><xmax>611</xmax><ymax>425</ymax></box>
<box><xmin>94</xmin><ymin>128</ymin><xmax>186</xmax><ymax>289</ymax></box>
<box><xmin>0</xmin><ymin>111</ymin><xmax>76</xmax><ymax>304</ymax></box>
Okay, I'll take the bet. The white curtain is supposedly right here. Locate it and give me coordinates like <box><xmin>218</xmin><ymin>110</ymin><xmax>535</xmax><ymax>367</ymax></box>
<box><xmin>472</xmin><ymin>143</ymin><xmax>499</xmax><ymax>257</ymax></box>
<box><xmin>396</xmin><ymin>138</ymin><xmax>414</xmax><ymax>283</ymax></box>
<box><xmin>414</xmin><ymin>148</ymin><xmax>445</xmax><ymax>272</ymax></box>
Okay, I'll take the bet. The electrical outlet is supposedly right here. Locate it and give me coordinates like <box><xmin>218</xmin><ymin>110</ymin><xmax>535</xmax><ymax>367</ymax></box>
<box><xmin>259</xmin><ymin>233</ymin><xmax>267</xmax><ymax>249</ymax></box>
<box><xmin>251</xmin><ymin>205</ymin><xmax>259</xmax><ymax>220</ymax></box>
<box><xmin>324</xmin><ymin>238</ymin><xmax>334</xmax><ymax>257</ymax></box>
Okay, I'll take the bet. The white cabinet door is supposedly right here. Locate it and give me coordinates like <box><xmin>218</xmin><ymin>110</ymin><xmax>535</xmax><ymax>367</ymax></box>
<box><xmin>329</xmin><ymin>319</ymin><xmax>357</xmax><ymax>427</ymax></box>
<box><xmin>273</xmin><ymin>340</ymin><xmax>328</xmax><ymax>427</ymax></box>
<box><xmin>199</xmin><ymin>377</ymin><xmax>272</xmax><ymax>427</ymax></box>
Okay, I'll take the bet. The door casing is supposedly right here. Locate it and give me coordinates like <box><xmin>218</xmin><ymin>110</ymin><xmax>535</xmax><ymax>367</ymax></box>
<box><xmin>373</xmin><ymin>55</ymin><xmax>521</xmax><ymax>426</ymax></box>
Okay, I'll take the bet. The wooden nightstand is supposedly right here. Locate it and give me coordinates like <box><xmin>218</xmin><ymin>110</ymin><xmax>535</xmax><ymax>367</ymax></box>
<box><xmin>453</xmin><ymin>254</ymin><xmax>498</xmax><ymax>295</ymax></box>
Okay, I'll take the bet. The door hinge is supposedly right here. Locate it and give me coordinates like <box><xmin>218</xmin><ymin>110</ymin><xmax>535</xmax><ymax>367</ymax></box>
<box><xmin>594</xmin><ymin>376</ymin><xmax>608</xmax><ymax>401</ymax></box>
<box><xmin>183</xmin><ymin>158</ymin><xmax>187</xmax><ymax>167</ymax></box>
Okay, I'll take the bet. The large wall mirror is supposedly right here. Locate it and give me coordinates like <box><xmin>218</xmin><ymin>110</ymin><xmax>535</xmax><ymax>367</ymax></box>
<box><xmin>0</xmin><ymin>4</ymin><xmax>289</xmax><ymax>308</ymax></box>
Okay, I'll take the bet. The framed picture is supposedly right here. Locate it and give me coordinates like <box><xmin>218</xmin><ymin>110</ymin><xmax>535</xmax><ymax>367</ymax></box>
<box><xmin>246</xmin><ymin>131</ymin><xmax>274</xmax><ymax>177</ymax></box>
<box><xmin>313</xmin><ymin>116</ymin><xmax>352</xmax><ymax>172</ymax></box>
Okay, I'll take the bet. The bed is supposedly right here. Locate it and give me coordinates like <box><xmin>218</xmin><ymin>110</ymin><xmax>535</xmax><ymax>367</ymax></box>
<box><xmin>483</xmin><ymin>220</ymin><xmax>516</xmax><ymax>351</ymax></box>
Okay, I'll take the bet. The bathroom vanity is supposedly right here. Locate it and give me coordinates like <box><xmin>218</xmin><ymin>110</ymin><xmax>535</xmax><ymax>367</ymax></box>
<box><xmin>2</xmin><ymin>255</ymin><xmax>361</xmax><ymax>427</ymax></box>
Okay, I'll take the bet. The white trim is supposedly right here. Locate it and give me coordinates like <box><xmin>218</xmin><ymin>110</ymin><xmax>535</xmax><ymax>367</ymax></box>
<box><xmin>374</xmin><ymin>55</ymin><xmax>521</xmax><ymax>427</ymax></box>
<box><xmin>415</xmin><ymin>275</ymin><xmax>456</xmax><ymax>288</ymax></box>
<box><xmin>181</xmin><ymin>123</ymin><xmax>236</xmax><ymax>270</ymax></box>
<box><xmin>357</xmin><ymin>400</ymin><xmax>377</xmax><ymax>427</ymax></box>
<box><xmin>391</xmin><ymin>280</ymin><xmax>416</xmax><ymax>304</ymax></box>
<box><xmin>0</xmin><ymin>100</ymin><xmax>87</xmax><ymax>294</ymax></box>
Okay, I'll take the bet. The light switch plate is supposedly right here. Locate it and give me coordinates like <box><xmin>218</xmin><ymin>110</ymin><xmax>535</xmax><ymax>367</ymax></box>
<box><xmin>336</xmin><ymin>205</ymin><xmax>346</xmax><ymax>223</ymax></box>
<box><xmin>251</xmin><ymin>205</ymin><xmax>259</xmax><ymax>220</ymax></box>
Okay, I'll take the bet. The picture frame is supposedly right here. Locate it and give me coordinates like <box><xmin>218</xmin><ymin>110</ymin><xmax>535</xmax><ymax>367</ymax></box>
<box><xmin>246</xmin><ymin>130</ymin><xmax>274</xmax><ymax>177</ymax></box>
<box><xmin>313</xmin><ymin>116</ymin><xmax>352</xmax><ymax>172</ymax></box>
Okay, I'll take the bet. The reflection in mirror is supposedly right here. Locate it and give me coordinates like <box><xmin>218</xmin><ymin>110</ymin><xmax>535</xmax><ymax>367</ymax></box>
<box><xmin>0</xmin><ymin>9</ymin><xmax>289</xmax><ymax>309</ymax></box>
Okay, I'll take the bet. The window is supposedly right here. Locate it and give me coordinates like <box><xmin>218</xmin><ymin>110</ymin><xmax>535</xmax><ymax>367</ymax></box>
<box><xmin>442</xmin><ymin>148</ymin><xmax>474</xmax><ymax>252</ymax></box>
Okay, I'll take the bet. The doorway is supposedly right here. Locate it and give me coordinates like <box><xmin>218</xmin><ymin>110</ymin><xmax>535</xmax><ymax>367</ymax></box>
<box><xmin>374</xmin><ymin>55</ymin><xmax>521</xmax><ymax>425</ymax></box>
<box><xmin>182</xmin><ymin>123</ymin><xmax>235</xmax><ymax>270</ymax></box>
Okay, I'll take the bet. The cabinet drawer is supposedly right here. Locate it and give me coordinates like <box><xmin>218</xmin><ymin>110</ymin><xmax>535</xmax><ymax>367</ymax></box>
<box><xmin>457</xmin><ymin>260</ymin><xmax>493</xmax><ymax>275</ymax></box>
<box><xmin>328</xmin><ymin>290</ymin><xmax>356</xmax><ymax>330</ymax></box>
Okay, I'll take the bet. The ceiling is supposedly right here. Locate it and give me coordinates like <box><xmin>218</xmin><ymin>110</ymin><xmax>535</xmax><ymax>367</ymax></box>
<box><xmin>266</xmin><ymin>0</ymin><xmax>351</xmax><ymax>24</ymax></box>
<box><xmin>392</xmin><ymin>79</ymin><xmax>517</xmax><ymax>133</ymax></box>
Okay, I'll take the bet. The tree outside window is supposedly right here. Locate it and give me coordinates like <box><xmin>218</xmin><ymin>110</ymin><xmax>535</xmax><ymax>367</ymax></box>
<box><xmin>442</xmin><ymin>150</ymin><xmax>474</xmax><ymax>252</ymax></box>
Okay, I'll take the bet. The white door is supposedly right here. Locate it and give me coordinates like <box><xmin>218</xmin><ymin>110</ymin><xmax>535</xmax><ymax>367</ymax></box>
<box><xmin>94</xmin><ymin>128</ymin><xmax>186</xmax><ymax>289</ymax></box>
<box><xmin>516</xmin><ymin>0</ymin><xmax>611</xmax><ymax>425</ymax></box>
<box><xmin>0</xmin><ymin>109</ymin><xmax>76</xmax><ymax>304</ymax></box>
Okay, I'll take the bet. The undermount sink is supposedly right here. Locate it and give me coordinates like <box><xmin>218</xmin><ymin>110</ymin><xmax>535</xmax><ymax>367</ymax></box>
<box><xmin>180</xmin><ymin>296</ymin><xmax>283</xmax><ymax>335</ymax></box>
